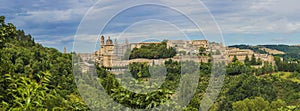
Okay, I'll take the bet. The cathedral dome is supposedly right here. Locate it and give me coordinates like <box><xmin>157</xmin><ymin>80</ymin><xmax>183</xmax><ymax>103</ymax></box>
<box><xmin>106</xmin><ymin>36</ymin><xmax>113</xmax><ymax>45</ymax></box>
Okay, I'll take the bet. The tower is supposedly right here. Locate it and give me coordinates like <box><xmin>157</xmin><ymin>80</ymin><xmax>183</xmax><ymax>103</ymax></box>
<box><xmin>106</xmin><ymin>36</ymin><xmax>113</xmax><ymax>45</ymax></box>
<box><xmin>114</xmin><ymin>38</ymin><xmax>119</xmax><ymax>56</ymax></box>
<box><xmin>114</xmin><ymin>38</ymin><xmax>118</xmax><ymax>45</ymax></box>
<box><xmin>64</xmin><ymin>47</ymin><xmax>67</xmax><ymax>54</ymax></box>
<box><xmin>125</xmin><ymin>38</ymin><xmax>129</xmax><ymax>45</ymax></box>
<box><xmin>100</xmin><ymin>35</ymin><xmax>105</xmax><ymax>48</ymax></box>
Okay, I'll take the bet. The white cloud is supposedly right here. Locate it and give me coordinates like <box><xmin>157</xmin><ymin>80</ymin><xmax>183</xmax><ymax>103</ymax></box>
<box><xmin>211</xmin><ymin>0</ymin><xmax>300</xmax><ymax>34</ymax></box>
<box><xmin>3</xmin><ymin>0</ymin><xmax>300</xmax><ymax>52</ymax></box>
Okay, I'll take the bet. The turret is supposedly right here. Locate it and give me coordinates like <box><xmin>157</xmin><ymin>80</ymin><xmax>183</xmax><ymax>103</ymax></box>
<box><xmin>64</xmin><ymin>47</ymin><xmax>67</xmax><ymax>54</ymax></box>
<box><xmin>106</xmin><ymin>36</ymin><xmax>113</xmax><ymax>45</ymax></box>
<box><xmin>100</xmin><ymin>36</ymin><xmax>105</xmax><ymax>47</ymax></box>
<box><xmin>114</xmin><ymin>38</ymin><xmax>118</xmax><ymax>45</ymax></box>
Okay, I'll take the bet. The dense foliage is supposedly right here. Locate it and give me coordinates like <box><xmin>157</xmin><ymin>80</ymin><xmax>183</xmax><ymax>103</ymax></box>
<box><xmin>0</xmin><ymin>16</ymin><xmax>88</xmax><ymax>110</ymax></box>
<box><xmin>97</xmin><ymin>60</ymin><xmax>183</xmax><ymax>110</ymax></box>
<box><xmin>128</xmin><ymin>62</ymin><xmax>151</xmax><ymax>79</ymax></box>
<box><xmin>1</xmin><ymin>16</ymin><xmax>300</xmax><ymax>110</ymax></box>
<box><xmin>129</xmin><ymin>41</ymin><xmax>176</xmax><ymax>59</ymax></box>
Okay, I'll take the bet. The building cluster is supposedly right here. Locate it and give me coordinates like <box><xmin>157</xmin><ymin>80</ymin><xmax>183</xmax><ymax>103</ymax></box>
<box><xmin>167</xmin><ymin>40</ymin><xmax>208</xmax><ymax>55</ymax></box>
<box><xmin>226</xmin><ymin>47</ymin><xmax>275</xmax><ymax>65</ymax></box>
<box><xmin>95</xmin><ymin>36</ymin><xmax>209</xmax><ymax>67</ymax></box>
<box><xmin>95</xmin><ymin>36</ymin><xmax>277</xmax><ymax>68</ymax></box>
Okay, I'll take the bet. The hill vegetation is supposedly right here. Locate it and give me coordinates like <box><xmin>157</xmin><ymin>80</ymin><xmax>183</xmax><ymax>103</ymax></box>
<box><xmin>0</xmin><ymin>16</ymin><xmax>89</xmax><ymax>110</ymax></box>
<box><xmin>129</xmin><ymin>41</ymin><xmax>176</xmax><ymax>59</ymax></box>
<box><xmin>230</xmin><ymin>44</ymin><xmax>300</xmax><ymax>61</ymax></box>
<box><xmin>1</xmin><ymin>16</ymin><xmax>300</xmax><ymax>110</ymax></box>
<box><xmin>229</xmin><ymin>44</ymin><xmax>268</xmax><ymax>54</ymax></box>
<box><xmin>261</xmin><ymin>45</ymin><xmax>300</xmax><ymax>61</ymax></box>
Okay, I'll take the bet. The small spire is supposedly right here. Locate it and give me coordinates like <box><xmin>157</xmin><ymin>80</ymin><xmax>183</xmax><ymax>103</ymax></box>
<box><xmin>64</xmin><ymin>47</ymin><xmax>67</xmax><ymax>54</ymax></box>
<box><xmin>114</xmin><ymin>38</ymin><xmax>118</xmax><ymax>45</ymax></box>
<box><xmin>125</xmin><ymin>38</ymin><xmax>128</xmax><ymax>44</ymax></box>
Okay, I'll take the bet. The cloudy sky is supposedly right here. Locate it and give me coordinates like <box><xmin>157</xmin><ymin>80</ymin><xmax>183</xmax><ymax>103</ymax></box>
<box><xmin>1</xmin><ymin>0</ymin><xmax>300</xmax><ymax>52</ymax></box>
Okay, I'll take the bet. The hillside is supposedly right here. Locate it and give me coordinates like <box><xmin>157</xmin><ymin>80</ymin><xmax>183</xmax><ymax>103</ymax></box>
<box><xmin>259</xmin><ymin>47</ymin><xmax>285</xmax><ymax>55</ymax></box>
<box><xmin>260</xmin><ymin>45</ymin><xmax>300</xmax><ymax>54</ymax></box>
<box><xmin>0</xmin><ymin>16</ymin><xmax>89</xmax><ymax>110</ymax></box>
<box><xmin>260</xmin><ymin>45</ymin><xmax>300</xmax><ymax>60</ymax></box>
<box><xmin>230</xmin><ymin>44</ymin><xmax>300</xmax><ymax>61</ymax></box>
<box><xmin>1</xmin><ymin>16</ymin><xmax>300</xmax><ymax>110</ymax></box>
<box><xmin>228</xmin><ymin>44</ymin><xmax>268</xmax><ymax>54</ymax></box>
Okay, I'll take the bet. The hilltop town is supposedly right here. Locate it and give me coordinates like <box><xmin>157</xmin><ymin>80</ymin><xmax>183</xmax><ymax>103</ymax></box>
<box><xmin>95</xmin><ymin>36</ymin><xmax>277</xmax><ymax>68</ymax></box>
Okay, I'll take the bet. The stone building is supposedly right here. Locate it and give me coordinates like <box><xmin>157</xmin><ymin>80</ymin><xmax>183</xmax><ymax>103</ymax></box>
<box><xmin>96</xmin><ymin>36</ymin><xmax>211</xmax><ymax>68</ymax></box>
<box><xmin>226</xmin><ymin>47</ymin><xmax>276</xmax><ymax>65</ymax></box>
<box><xmin>96</xmin><ymin>36</ymin><xmax>276</xmax><ymax>69</ymax></box>
<box><xmin>167</xmin><ymin>40</ymin><xmax>209</xmax><ymax>55</ymax></box>
<box><xmin>96</xmin><ymin>36</ymin><xmax>115</xmax><ymax>67</ymax></box>
<box><xmin>191</xmin><ymin>40</ymin><xmax>208</xmax><ymax>49</ymax></box>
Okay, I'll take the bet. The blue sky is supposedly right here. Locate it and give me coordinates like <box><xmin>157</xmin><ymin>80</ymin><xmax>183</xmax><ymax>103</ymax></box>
<box><xmin>1</xmin><ymin>0</ymin><xmax>300</xmax><ymax>52</ymax></box>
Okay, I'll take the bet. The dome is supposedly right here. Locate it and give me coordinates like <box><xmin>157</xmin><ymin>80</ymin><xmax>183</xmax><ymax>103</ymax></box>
<box><xmin>106</xmin><ymin>36</ymin><xmax>113</xmax><ymax>45</ymax></box>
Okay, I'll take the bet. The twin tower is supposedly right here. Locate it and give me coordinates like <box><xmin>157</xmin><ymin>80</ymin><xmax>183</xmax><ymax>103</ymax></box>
<box><xmin>97</xmin><ymin>36</ymin><xmax>130</xmax><ymax>67</ymax></box>
<box><xmin>100</xmin><ymin>35</ymin><xmax>113</xmax><ymax>48</ymax></box>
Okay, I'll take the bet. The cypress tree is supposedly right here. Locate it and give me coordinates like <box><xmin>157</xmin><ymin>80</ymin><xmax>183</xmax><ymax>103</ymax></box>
<box><xmin>251</xmin><ymin>54</ymin><xmax>256</xmax><ymax>65</ymax></box>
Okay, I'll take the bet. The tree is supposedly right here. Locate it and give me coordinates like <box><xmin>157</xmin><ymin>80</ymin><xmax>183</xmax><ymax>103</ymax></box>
<box><xmin>3</xmin><ymin>72</ymin><xmax>56</xmax><ymax>110</ymax></box>
<box><xmin>0</xmin><ymin>16</ymin><xmax>5</xmax><ymax>24</ymax></box>
<box><xmin>257</xmin><ymin>58</ymin><xmax>262</xmax><ymax>65</ymax></box>
<box><xmin>128</xmin><ymin>62</ymin><xmax>151</xmax><ymax>79</ymax></box>
<box><xmin>251</xmin><ymin>54</ymin><xmax>256</xmax><ymax>65</ymax></box>
<box><xmin>232</xmin><ymin>55</ymin><xmax>238</xmax><ymax>63</ymax></box>
<box><xmin>198</xmin><ymin>47</ymin><xmax>206</xmax><ymax>56</ymax></box>
<box><xmin>129</xmin><ymin>42</ymin><xmax>176</xmax><ymax>59</ymax></box>
<box><xmin>232</xmin><ymin>97</ymin><xmax>287</xmax><ymax>111</ymax></box>
<box><xmin>227</xmin><ymin>61</ymin><xmax>248</xmax><ymax>75</ymax></box>
<box><xmin>270</xmin><ymin>99</ymin><xmax>286</xmax><ymax>110</ymax></box>
<box><xmin>244</xmin><ymin>55</ymin><xmax>250</xmax><ymax>66</ymax></box>
<box><xmin>232</xmin><ymin>97</ymin><xmax>270</xmax><ymax>111</ymax></box>
<box><xmin>0</xmin><ymin>16</ymin><xmax>16</xmax><ymax>48</ymax></box>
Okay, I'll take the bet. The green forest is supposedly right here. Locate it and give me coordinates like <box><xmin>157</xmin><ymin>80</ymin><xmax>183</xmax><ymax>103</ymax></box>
<box><xmin>1</xmin><ymin>16</ymin><xmax>300</xmax><ymax>111</ymax></box>
<box><xmin>129</xmin><ymin>41</ymin><xmax>176</xmax><ymax>59</ymax></box>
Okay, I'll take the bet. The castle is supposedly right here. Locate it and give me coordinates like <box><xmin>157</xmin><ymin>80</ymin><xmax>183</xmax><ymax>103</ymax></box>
<box><xmin>95</xmin><ymin>36</ymin><xmax>210</xmax><ymax>67</ymax></box>
<box><xmin>95</xmin><ymin>36</ymin><xmax>277</xmax><ymax>68</ymax></box>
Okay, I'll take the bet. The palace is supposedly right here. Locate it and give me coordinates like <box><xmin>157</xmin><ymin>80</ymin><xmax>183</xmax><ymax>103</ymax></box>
<box><xmin>95</xmin><ymin>36</ymin><xmax>209</xmax><ymax>67</ymax></box>
<box><xmin>95</xmin><ymin>36</ymin><xmax>277</xmax><ymax>68</ymax></box>
<box><xmin>95</xmin><ymin>36</ymin><xmax>129</xmax><ymax>67</ymax></box>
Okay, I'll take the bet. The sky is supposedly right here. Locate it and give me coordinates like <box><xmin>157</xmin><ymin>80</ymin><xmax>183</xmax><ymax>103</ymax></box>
<box><xmin>1</xmin><ymin>0</ymin><xmax>300</xmax><ymax>52</ymax></box>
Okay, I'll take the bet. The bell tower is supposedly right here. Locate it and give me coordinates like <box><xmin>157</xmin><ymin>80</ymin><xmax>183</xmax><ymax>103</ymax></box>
<box><xmin>100</xmin><ymin>35</ymin><xmax>105</xmax><ymax>48</ymax></box>
<box><xmin>63</xmin><ymin>47</ymin><xmax>66</xmax><ymax>54</ymax></box>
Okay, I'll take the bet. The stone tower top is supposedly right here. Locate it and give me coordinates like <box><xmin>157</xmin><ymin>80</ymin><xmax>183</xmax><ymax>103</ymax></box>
<box><xmin>63</xmin><ymin>47</ymin><xmax>66</xmax><ymax>54</ymax></box>
<box><xmin>100</xmin><ymin>36</ymin><xmax>105</xmax><ymax>46</ymax></box>
<box><xmin>106</xmin><ymin>36</ymin><xmax>113</xmax><ymax>45</ymax></box>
